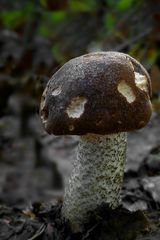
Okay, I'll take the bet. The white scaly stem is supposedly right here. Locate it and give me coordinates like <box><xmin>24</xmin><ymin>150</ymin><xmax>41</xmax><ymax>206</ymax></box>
<box><xmin>62</xmin><ymin>132</ymin><xmax>127</xmax><ymax>230</ymax></box>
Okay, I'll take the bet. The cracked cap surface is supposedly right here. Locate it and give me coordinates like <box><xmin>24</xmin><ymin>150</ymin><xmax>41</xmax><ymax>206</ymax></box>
<box><xmin>40</xmin><ymin>51</ymin><xmax>152</xmax><ymax>135</ymax></box>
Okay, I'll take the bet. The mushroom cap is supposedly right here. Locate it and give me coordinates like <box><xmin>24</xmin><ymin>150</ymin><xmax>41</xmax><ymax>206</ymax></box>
<box><xmin>40</xmin><ymin>51</ymin><xmax>152</xmax><ymax>135</ymax></box>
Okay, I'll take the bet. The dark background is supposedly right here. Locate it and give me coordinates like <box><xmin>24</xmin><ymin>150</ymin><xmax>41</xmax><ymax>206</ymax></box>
<box><xmin>0</xmin><ymin>0</ymin><xmax>160</xmax><ymax>212</ymax></box>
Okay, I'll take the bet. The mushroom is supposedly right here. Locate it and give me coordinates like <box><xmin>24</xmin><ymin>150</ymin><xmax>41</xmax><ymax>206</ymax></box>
<box><xmin>39</xmin><ymin>52</ymin><xmax>152</xmax><ymax>230</ymax></box>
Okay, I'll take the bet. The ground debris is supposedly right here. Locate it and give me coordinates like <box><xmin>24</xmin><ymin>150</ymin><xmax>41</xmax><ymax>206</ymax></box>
<box><xmin>0</xmin><ymin>203</ymin><xmax>158</xmax><ymax>240</ymax></box>
<box><xmin>0</xmin><ymin>203</ymin><xmax>73</xmax><ymax>240</ymax></box>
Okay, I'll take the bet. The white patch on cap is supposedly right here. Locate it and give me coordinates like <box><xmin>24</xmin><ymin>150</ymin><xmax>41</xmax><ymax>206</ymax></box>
<box><xmin>40</xmin><ymin>99</ymin><xmax>45</xmax><ymax>110</ymax></box>
<box><xmin>118</xmin><ymin>80</ymin><xmax>135</xmax><ymax>103</ymax></box>
<box><xmin>135</xmin><ymin>72</ymin><xmax>148</xmax><ymax>92</ymax></box>
<box><xmin>66</xmin><ymin>97</ymin><xmax>87</xmax><ymax>118</ymax></box>
<box><xmin>51</xmin><ymin>86</ymin><xmax>62</xmax><ymax>96</ymax></box>
<box><xmin>40</xmin><ymin>110</ymin><xmax>48</xmax><ymax>124</ymax></box>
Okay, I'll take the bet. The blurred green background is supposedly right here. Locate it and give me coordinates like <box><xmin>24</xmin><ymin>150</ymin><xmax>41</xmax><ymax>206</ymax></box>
<box><xmin>0</xmin><ymin>0</ymin><xmax>160</xmax><ymax>208</ymax></box>
<box><xmin>0</xmin><ymin>0</ymin><xmax>160</xmax><ymax>113</ymax></box>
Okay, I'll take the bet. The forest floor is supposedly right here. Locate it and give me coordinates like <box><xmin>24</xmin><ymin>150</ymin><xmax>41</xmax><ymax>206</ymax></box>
<box><xmin>0</xmin><ymin>110</ymin><xmax>160</xmax><ymax>239</ymax></box>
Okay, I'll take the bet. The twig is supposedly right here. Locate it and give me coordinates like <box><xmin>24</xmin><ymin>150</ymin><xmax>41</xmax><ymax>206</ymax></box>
<box><xmin>114</xmin><ymin>26</ymin><xmax>152</xmax><ymax>52</ymax></box>
<box><xmin>28</xmin><ymin>223</ymin><xmax>46</xmax><ymax>240</ymax></box>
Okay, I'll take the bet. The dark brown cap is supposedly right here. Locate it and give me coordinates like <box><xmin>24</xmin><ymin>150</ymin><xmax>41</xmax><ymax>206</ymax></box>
<box><xmin>40</xmin><ymin>51</ymin><xmax>152</xmax><ymax>135</ymax></box>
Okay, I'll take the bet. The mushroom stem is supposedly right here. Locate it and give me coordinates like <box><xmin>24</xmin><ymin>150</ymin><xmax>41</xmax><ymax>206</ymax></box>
<box><xmin>62</xmin><ymin>132</ymin><xmax>127</xmax><ymax>230</ymax></box>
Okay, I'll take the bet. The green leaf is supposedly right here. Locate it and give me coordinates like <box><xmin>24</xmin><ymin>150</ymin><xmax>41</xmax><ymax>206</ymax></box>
<box><xmin>146</xmin><ymin>50</ymin><xmax>158</xmax><ymax>66</ymax></box>
<box><xmin>116</xmin><ymin>0</ymin><xmax>133</xmax><ymax>11</ymax></box>
<box><xmin>40</xmin><ymin>0</ymin><xmax>47</xmax><ymax>8</ymax></box>
<box><xmin>0</xmin><ymin>3</ymin><xmax>34</xmax><ymax>29</ymax></box>
<box><xmin>0</xmin><ymin>10</ymin><xmax>24</xmax><ymax>28</ymax></box>
<box><xmin>128</xmin><ymin>42</ymin><xmax>141</xmax><ymax>56</ymax></box>
<box><xmin>38</xmin><ymin>24</ymin><xmax>49</xmax><ymax>37</ymax></box>
<box><xmin>104</xmin><ymin>13</ymin><xmax>115</xmax><ymax>31</ymax></box>
<box><xmin>51</xmin><ymin>44</ymin><xmax>64</xmax><ymax>63</ymax></box>
<box><xmin>69</xmin><ymin>0</ymin><xmax>97</xmax><ymax>12</ymax></box>
<box><xmin>48</xmin><ymin>11</ymin><xmax>67</xmax><ymax>23</ymax></box>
